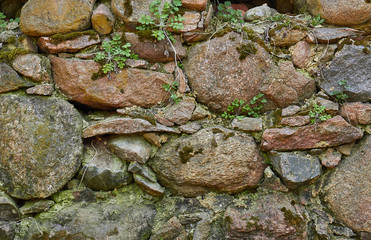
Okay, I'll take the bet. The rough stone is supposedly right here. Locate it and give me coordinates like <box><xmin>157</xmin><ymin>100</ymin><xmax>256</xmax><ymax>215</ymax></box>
<box><xmin>133</xmin><ymin>174</ymin><xmax>165</xmax><ymax>196</ymax></box>
<box><xmin>282</xmin><ymin>105</ymin><xmax>300</xmax><ymax>116</ymax></box>
<box><xmin>181</xmin><ymin>0</ymin><xmax>208</xmax><ymax>11</ymax></box>
<box><xmin>0</xmin><ymin>63</ymin><xmax>34</xmax><ymax>93</ymax></box>
<box><xmin>184</xmin><ymin>32</ymin><xmax>315</xmax><ymax>112</ymax></box>
<box><xmin>231</xmin><ymin>117</ymin><xmax>263</xmax><ymax>132</ymax></box>
<box><xmin>143</xmin><ymin>133</ymin><xmax>165</xmax><ymax>147</ymax></box>
<box><xmin>19</xmin><ymin>199</ymin><xmax>54</xmax><ymax>215</ymax></box>
<box><xmin>0</xmin><ymin>95</ymin><xmax>83</xmax><ymax>199</ymax></box>
<box><xmin>18</xmin><ymin>35</ymin><xmax>38</xmax><ymax>52</ymax></box>
<box><xmin>191</xmin><ymin>104</ymin><xmax>210</xmax><ymax>120</ymax></box>
<box><xmin>270</xmin><ymin>27</ymin><xmax>307</xmax><ymax>47</ymax></box>
<box><xmin>319</xmin><ymin>148</ymin><xmax>342</xmax><ymax>168</ymax></box>
<box><xmin>317</xmin><ymin>97</ymin><xmax>339</xmax><ymax>115</ymax></box>
<box><xmin>37</xmin><ymin>32</ymin><xmax>101</xmax><ymax>54</ymax></box>
<box><xmin>107</xmin><ymin>135</ymin><xmax>152</xmax><ymax>164</ymax></box>
<box><xmin>128</xmin><ymin>162</ymin><xmax>157</xmax><ymax>182</ymax></box>
<box><xmin>324</xmin><ymin>135</ymin><xmax>371</xmax><ymax>232</ymax></box>
<box><xmin>149</xmin><ymin>127</ymin><xmax>264</xmax><ymax>197</ymax></box>
<box><xmin>51</xmin><ymin>56</ymin><xmax>173</xmax><ymax>110</ymax></box>
<box><xmin>0</xmin><ymin>191</ymin><xmax>20</xmax><ymax>221</ymax></box>
<box><xmin>22</xmin><ymin>185</ymin><xmax>156</xmax><ymax>240</ymax></box>
<box><xmin>20</xmin><ymin>0</ymin><xmax>96</xmax><ymax>36</ymax></box>
<box><xmin>225</xmin><ymin>192</ymin><xmax>308</xmax><ymax>239</ymax></box>
<box><xmin>0</xmin><ymin>30</ymin><xmax>17</xmax><ymax>43</ymax></box>
<box><xmin>168</xmin><ymin>11</ymin><xmax>200</xmax><ymax>33</ymax></box>
<box><xmin>312</xmin><ymin>27</ymin><xmax>364</xmax><ymax>44</ymax></box>
<box><xmin>125</xmin><ymin>59</ymin><xmax>149</xmax><ymax>69</ymax></box>
<box><xmin>306</xmin><ymin>0</ymin><xmax>371</xmax><ymax>25</ymax></box>
<box><xmin>164</xmin><ymin>97</ymin><xmax>196</xmax><ymax>125</ymax></box>
<box><xmin>261</xmin><ymin>116</ymin><xmax>363</xmax><ymax>151</ymax></box>
<box><xmin>336</xmin><ymin>142</ymin><xmax>355</xmax><ymax>156</ymax></box>
<box><xmin>82</xmin><ymin>118</ymin><xmax>179</xmax><ymax>138</ymax></box>
<box><xmin>269</xmin><ymin>151</ymin><xmax>322</xmax><ymax>189</ymax></box>
<box><xmin>124</xmin><ymin>32</ymin><xmax>186</xmax><ymax>62</ymax></box>
<box><xmin>0</xmin><ymin>221</ymin><xmax>16</xmax><ymax>240</ymax></box>
<box><xmin>151</xmin><ymin>216</ymin><xmax>187</xmax><ymax>240</ymax></box>
<box><xmin>92</xmin><ymin>4</ymin><xmax>115</xmax><ymax>35</ymax></box>
<box><xmin>281</xmin><ymin>115</ymin><xmax>311</xmax><ymax>127</ymax></box>
<box><xmin>116</xmin><ymin>106</ymin><xmax>156</xmax><ymax>125</ymax></box>
<box><xmin>291</xmin><ymin>40</ymin><xmax>311</xmax><ymax>68</ymax></box>
<box><xmin>26</xmin><ymin>84</ymin><xmax>54</xmax><ymax>96</ymax></box>
<box><xmin>258</xmin><ymin>166</ymin><xmax>289</xmax><ymax>192</ymax></box>
<box><xmin>244</xmin><ymin>3</ymin><xmax>278</xmax><ymax>21</ymax></box>
<box><xmin>340</xmin><ymin>102</ymin><xmax>371</xmax><ymax>125</ymax></box>
<box><xmin>320</xmin><ymin>45</ymin><xmax>370</xmax><ymax>102</ymax></box>
<box><xmin>79</xmin><ymin>137</ymin><xmax>132</xmax><ymax>191</ymax></box>
<box><xmin>179</xmin><ymin>122</ymin><xmax>202</xmax><ymax>134</ymax></box>
<box><xmin>12</xmin><ymin>54</ymin><xmax>52</xmax><ymax>82</ymax></box>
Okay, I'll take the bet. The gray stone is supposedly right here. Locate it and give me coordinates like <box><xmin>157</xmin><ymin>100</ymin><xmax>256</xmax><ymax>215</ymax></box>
<box><xmin>0</xmin><ymin>95</ymin><xmax>83</xmax><ymax>199</ymax></box>
<box><xmin>190</xmin><ymin>104</ymin><xmax>210</xmax><ymax>120</ymax></box>
<box><xmin>179</xmin><ymin>122</ymin><xmax>202</xmax><ymax>134</ymax></box>
<box><xmin>20</xmin><ymin>199</ymin><xmax>54</xmax><ymax>215</ymax></box>
<box><xmin>244</xmin><ymin>3</ymin><xmax>278</xmax><ymax>21</ymax></box>
<box><xmin>26</xmin><ymin>84</ymin><xmax>54</xmax><ymax>96</ymax></box>
<box><xmin>0</xmin><ymin>191</ymin><xmax>20</xmax><ymax>221</ymax></box>
<box><xmin>258</xmin><ymin>166</ymin><xmax>289</xmax><ymax>192</ymax></box>
<box><xmin>0</xmin><ymin>63</ymin><xmax>34</xmax><ymax>93</ymax></box>
<box><xmin>269</xmin><ymin>152</ymin><xmax>322</xmax><ymax>189</ymax></box>
<box><xmin>0</xmin><ymin>221</ymin><xmax>16</xmax><ymax>240</ymax></box>
<box><xmin>149</xmin><ymin>127</ymin><xmax>264</xmax><ymax>197</ymax></box>
<box><xmin>317</xmin><ymin>97</ymin><xmax>339</xmax><ymax>114</ymax></box>
<box><xmin>324</xmin><ymin>135</ymin><xmax>371</xmax><ymax>232</ymax></box>
<box><xmin>320</xmin><ymin>45</ymin><xmax>371</xmax><ymax>102</ymax></box>
<box><xmin>164</xmin><ymin>97</ymin><xmax>196</xmax><ymax>125</ymax></box>
<box><xmin>231</xmin><ymin>117</ymin><xmax>263</xmax><ymax>132</ymax></box>
<box><xmin>133</xmin><ymin>174</ymin><xmax>165</xmax><ymax>197</ymax></box>
<box><xmin>0</xmin><ymin>30</ymin><xmax>17</xmax><ymax>43</ymax></box>
<box><xmin>12</xmin><ymin>54</ymin><xmax>52</xmax><ymax>82</ymax></box>
<box><xmin>128</xmin><ymin>162</ymin><xmax>157</xmax><ymax>182</ymax></box>
<box><xmin>79</xmin><ymin>137</ymin><xmax>132</xmax><ymax>191</ymax></box>
<box><xmin>282</xmin><ymin>105</ymin><xmax>300</xmax><ymax>116</ymax></box>
<box><xmin>108</xmin><ymin>135</ymin><xmax>152</xmax><ymax>163</ymax></box>
<box><xmin>313</xmin><ymin>27</ymin><xmax>364</xmax><ymax>44</ymax></box>
<box><xmin>21</xmin><ymin>185</ymin><xmax>156</xmax><ymax>240</ymax></box>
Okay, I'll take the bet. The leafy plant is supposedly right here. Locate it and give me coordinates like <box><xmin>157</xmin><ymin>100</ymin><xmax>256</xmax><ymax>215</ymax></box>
<box><xmin>307</xmin><ymin>14</ymin><xmax>324</xmax><ymax>27</ymax></box>
<box><xmin>222</xmin><ymin>93</ymin><xmax>267</xmax><ymax>120</ymax></box>
<box><xmin>163</xmin><ymin>80</ymin><xmax>181</xmax><ymax>104</ymax></box>
<box><xmin>136</xmin><ymin>0</ymin><xmax>185</xmax><ymax>43</ymax></box>
<box><xmin>0</xmin><ymin>12</ymin><xmax>19</xmax><ymax>32</ymax></box>
<box><xmin>267</xmin><ymin>14</ymin><xmax>292</xmax><ymax>27</ymax></box>
<box><xmin>309</xmin><ymin>103</ymin><xmax>331</xmax><ymax>124</ymax></box>
<box><xmin>217</xmin><ymin>1</ymin><xmax>244</xmax><ymax>26</ymax></box>
<box><xmin>94</xmin><ymin>34</ymin><xmax>138</xmax><ymax>74</ymax></box>
<box><xmin>329</xmin><ymin>80</ymin><xmax>349</xmax><ymax>103</ymax></box>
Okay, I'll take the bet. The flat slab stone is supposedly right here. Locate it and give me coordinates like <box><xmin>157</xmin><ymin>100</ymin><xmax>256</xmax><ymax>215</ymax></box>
<box><xmin>0</xmin><ymin>95</ymin><xmax>83</xmax><ymax>199</ymax></box>
<box><xmin>82</xmin><ymin>118</ymin><xmax>179</xmax><ymax>138</ymax></box>
<box><xmin>312</xmin><ymin>27</ymin><xmax>364</xmax><ymax>44</ymax></box>
<box><xmin>231</xmin><ymin>117</ymin><xmax>263</xmax><ymax>132</ymax></box>
<box><xmin>261</xmin><ymin>116</ymin><xmax>363</xmax><ymax>151</ymax></box>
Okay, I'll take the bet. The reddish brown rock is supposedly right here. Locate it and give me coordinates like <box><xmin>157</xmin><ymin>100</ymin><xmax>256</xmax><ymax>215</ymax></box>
<box><xmin>307</xmin><ymin>0</ymin><xmax>371</xmax><ymax>25</ymax></box>
<box><xmin>20</xmin><ymin>0</ymin><xmax>96</xmax><ymax>36</ymax></box>
<box><xmin>125</xmin><ymin>32</ymin><xmax>186</xmax><ymax>62</ymax></box>
<box><xmin>312</xmin><ymin>27</ymin><xmax>364</xmax><ymax>44</ymax></box>
<box><xmin>317</xmin><ymin>97</ymin><xmax>339</xmax><ymax>115</ymax></box>
<box><xmin>340</xmin><ymin>102</ymin><xmax>371</xmax><ymax>125</ymax></box>
<box><xmin>281</xmin><ymin>115</ymin><xmax>310</xmax><ymax>127</ymax></box>
<box><xmin>12</xmin><ymin>54</ymin><xmax>52</xmax><ymax>82</ymax></box>
<box><xmin>184</xmin><ymin>32</ymin><xmax>315</xmax><ymax>112</ymax></box>
<box><xmin>291</xmin><ymin>41</ymin><xmax>311</xmax><ymax>68</ymax></box>
<box><xmin>225</xmin><ymin>193</ymin><xmax>308</xmax><ymax>239</ymax></box>
<box><xmin>269</xmin><ymin>27</ymin><xmax>307</xmax><ymax>47</ymax></box>
<box><xmin>164</xmin><ymin>97</ymin><xmax>196</xmax><ymax>125</ymax></box>
<box><xmin>261</xmin><ymin>116</ymin><xmax>363</xmax><ymax>151</ymax></box>
<box><xmin>37</xmin><ymin>32</ymin><xmax>101</xmax><ymax>54</ymax></box>
<box><xmin>168</xmin><ymin>11</ymin><xmax>201</xmax><ymax>33</ymax></box>
<box><xmin>82</xmin><ymin>118</ymin><xmax>179</xmax><ymax>138</ymax></box>
<box><xmin>181</xmin><ymin>0</ymin><xmax>208</xmax><ymax>11</ymax></box>
<box><xmin>50</xmin><ymin>56</ymin><xmax>173</xmax><ymax>110</ymax></box>
<box><xmin>319</xmin><ymin>148</ymin><xmax>341</xmax><ymax>168</ymax></box>
<box><xmin>149</xmin><ymin>127</ymin><xmax>264</xmax><ymax>197</ymax></box>
<box><xmin>91</xmin><ymin>4</ymin><xmax>115</xmax><ymax>35</ymax></box>
<box><xmin>231</xmin><ymin>3</ymin><xmax>249</xmax><ymax>15</ymax></box>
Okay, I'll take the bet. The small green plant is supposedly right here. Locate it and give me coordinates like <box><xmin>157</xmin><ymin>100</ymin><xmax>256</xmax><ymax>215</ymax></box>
<box><xmin>309</xmin><ymin>103</ymin><xmax>331</xmax><ymax>124</ymax></box>
<box><xmin>163</xmin><ymin>80</ymin><xmax>181</xmax><ymax>104</ymax></box>
<box><xmin>222</xmin><ymin>93</ymin><xmax>267</xmax><ymax>120</ymax></box>
<box><xmin>94</xmin><ymin>34</ymin><xmax>138</xmax><ymax>74</ymax></box>
<box><xmin>329</xmin><ymin>80</ymin><xmax>349</xmax><ymax>103</ymax></box>
<box><xmin>307</xmin><ymin>14</ymin><xmax>324</xmax><ymax>27</ymax></box>
<box><xmin>267</xmin><ymin>14</ymin><xmax>292</xmax><ymax>27</ymax></box>
<box><xmin>136</xmin><ymin>0</ymin><xmax>185</xmax><ymax>43</ymax></box>
<box><xmin>217</xmin><ymin>1</ymin><xmax>244</xmax><ymax>26</ymax></box>
<box><xmin>0</xmin><ymin>12</ymin><xmax>19</xmax><ymax>32</ymax></box>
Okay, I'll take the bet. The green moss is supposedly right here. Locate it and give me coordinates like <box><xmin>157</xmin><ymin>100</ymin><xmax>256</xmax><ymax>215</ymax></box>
<box><xmin>281</xmin><ymin>207</ymin><xmax>303</xmax><ymax>232</ymax></box>
<box><xmin>246</xmin><ymin>216</ymin><xmax>262</xmax><ymax>230</ymax></box>
<box><xmin>0</xmin><ymin>48</ymin><xmax>28</xmax><ymax>64</ymax></box>
<box><xmin>236</xmin><ymin>43</ymin><xmax>257</xmax><ymax>60</ymax></box>
<box><xmin>179</xmin><ymin>145</ymin><xmax>194</xmax><ymax>163</ymax></box>
<box><xmin>136</xmin><ymin>29</ymin><xmax>157</xmax><ymax>41</ymax></box>
<box><xmin>48</xmin><ymin>30</ymin><xmax>98</xmax><ymax>44</ymax></box>
<box><xmin>123</xmin><ymin>0</ymin><xmax>133</xmax><ymax>17</ymax></box>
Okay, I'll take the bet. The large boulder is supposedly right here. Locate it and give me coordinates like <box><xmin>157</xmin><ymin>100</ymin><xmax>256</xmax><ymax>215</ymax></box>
<box><xmin>149</xmin><ymin>126</ymin><xmax>264</xmax><ymax>197</ymax></box>
<box><xmin>184</xmin><ymin>32</ymin><xmax>315</xmax><ymax>112</ymax></box>
<box><xmin>0</xmin><ymin>95</ymin><xmax>83</xmax><ymax>199</ymax></box>
<box><xmin>323</xmin><ymin>135</ymin><xmax>371</xmax><ymax>232</ymax></box>
<box><xmin>50</xmin><ymin>56</ymin><xmax>173</xmax><ymax>110</ymax></box>
<box><xmin>20</xmin><ymin>0</ymin><xmax>96</xmax><ymax>36</ymax></box>
<box><xmin>319</xmin><ymin>45</ymin><xmax>371</xmax><ymax>102</ymax></box>
<box><xmin>306</xmin><ymin>0</ymin><xmax>371</xmax><ymax>25</ymax></box>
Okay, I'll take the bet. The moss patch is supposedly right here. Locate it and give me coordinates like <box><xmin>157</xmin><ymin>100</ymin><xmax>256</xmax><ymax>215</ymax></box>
<box><xmin>123</xmin><ymin>0</ymin><xmax>133</xmax><ymax>17</ymax></box>
<box><xmin>48</xmin><ymin>30</ymin><xmax>98</xmax><ymax>44</ymax></box>
<box><xmin>236</xmin><ymin>43</ymin><xmax>257</xmax><ymax>60</ymax></box>
<box><xmin>0</xmin><ymin>48</ymin><xmax>29</xmax><ymax>64</ymax></box>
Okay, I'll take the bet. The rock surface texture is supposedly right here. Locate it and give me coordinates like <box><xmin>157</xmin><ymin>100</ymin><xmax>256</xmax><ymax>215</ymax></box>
<box><xmin>0</xmin><ymin>95</ymin><xmax>83</xmax><ymax>199</ymax></box>
<box><xmin>149</xmin><ymin>127</ymin><xmax>264</xmax><ymax>197</ymax></box>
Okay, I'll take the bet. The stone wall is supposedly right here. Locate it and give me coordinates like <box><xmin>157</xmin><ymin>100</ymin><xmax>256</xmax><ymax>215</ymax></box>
<box><xmin>0</xmin><ymin>0</ymin><xmax>370</xmax><ymax>239</ymax></box>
